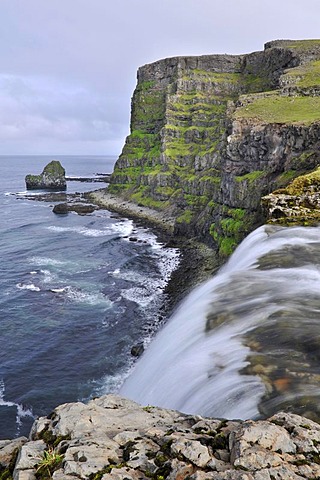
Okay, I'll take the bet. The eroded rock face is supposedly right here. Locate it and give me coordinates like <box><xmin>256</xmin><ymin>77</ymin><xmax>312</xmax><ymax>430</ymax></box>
<box><xmin>109</xmin><ymin>39</ymin><xmax>320</xmax><ymax>256</ymax></box>
<box><xmin>25</xmin><ymin>161</ymin><xmax>66</xmax><ymax>190</ymax></box>
<box><xmin>2</xmin><ymin>395</ymin><xmax>320</xmax><ymax>479</ymax></box>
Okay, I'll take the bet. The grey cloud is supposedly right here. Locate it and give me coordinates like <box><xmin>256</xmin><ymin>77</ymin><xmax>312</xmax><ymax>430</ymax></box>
<box><xmin>0</xmin><ymin>0</ymin><xmax>319</xmax><ymax>154</ymax></box>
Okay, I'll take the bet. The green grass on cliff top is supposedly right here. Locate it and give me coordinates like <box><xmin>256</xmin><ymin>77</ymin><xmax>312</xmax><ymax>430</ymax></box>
<box><xmin>283</xmin><ymin>60</ymin><xmax>320</xmax><ymax>89</ymax></box>
<box><xmin>279</xmin><ymin>39</ymin><xmax>320</xmax><ymax>50</ymax></box>
<box><xmin>279</xmin><ymin>167</ymin><xmax>320</xmax><ymax>195</ymax></box>
<box><xmin>234</xmin><ymin>94</ymin><xmax>320</xmax><ymax>125</ymax></box>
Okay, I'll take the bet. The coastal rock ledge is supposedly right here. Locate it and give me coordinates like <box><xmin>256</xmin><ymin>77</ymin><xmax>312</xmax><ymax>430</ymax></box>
<box><xmin>2</xmin><ymin>395</ymin><xmax>320</xmax><ymax>479</ymax></box>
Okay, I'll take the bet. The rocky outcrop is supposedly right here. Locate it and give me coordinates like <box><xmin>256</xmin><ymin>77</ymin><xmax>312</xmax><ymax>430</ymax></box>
<box><xmin>2</xmin><ymin>395</ymin><xmax>320</xmax><ymax>479</ymax></box>
<box><xmin>25</xmin><ymin>161</ymin><xmax>66</xmax><ymax>190</ymax></box>
<box><xmin>109</xmin><ymin>39</ymin><xmax>320</xmax><ymax>256</ymax></box>
<box><xmin>262</xmin><ymin>166</ymin><xmax>320</xmax><ymax>224</ymax></box>
<box><xmin>52</xmin><ymin>203</ymin><xmax>98</xmax><ymax>215</ymax></box>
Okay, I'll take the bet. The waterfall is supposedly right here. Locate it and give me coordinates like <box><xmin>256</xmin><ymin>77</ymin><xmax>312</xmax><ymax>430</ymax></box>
<box><xmin>120</xmin><ymin>224</ymin><xmax>320</xmax><ymax>420</ymax></box>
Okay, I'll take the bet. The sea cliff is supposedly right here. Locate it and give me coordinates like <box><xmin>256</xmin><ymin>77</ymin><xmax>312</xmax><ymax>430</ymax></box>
<box><xmin>109</xmin><ymin>39</ymin><xmax>320</xmax><ymax>255</ymax></box>
<box><xmin>4</xmin><ymin>40</ymin><xmax>320</xmax><ymax>479</ymax></box>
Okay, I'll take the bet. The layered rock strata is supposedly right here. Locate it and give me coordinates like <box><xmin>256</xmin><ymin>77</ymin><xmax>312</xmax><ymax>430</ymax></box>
<box><xmin>2</xmin><ymin>395</ymin><xmax>320</xmax><ymax>479</ymax></box>
<box><xmin>109</xmin><ymin>39</ymin><xmax>320</xmax><ymax>255</ymax></box>
<box><xmin>25</xmin><ymin>161</ymin><xmax>67</xmax><ymax>190</ymax></box>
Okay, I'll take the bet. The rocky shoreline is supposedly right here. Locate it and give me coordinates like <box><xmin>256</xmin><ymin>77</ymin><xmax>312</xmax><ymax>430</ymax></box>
<box><xmin>87</xmin><ymin>188</ymin><xmax>220</xmax><ymax>305</ymax></box>
<box><xmin>2</xmin><ymin>394</ymin><xmax>320</xmax><ymax>479</ymax></box>
<box><xmin>86</xmin><ymin>190</ymin><xmax>176</xmax><ymax>235</ymax></box>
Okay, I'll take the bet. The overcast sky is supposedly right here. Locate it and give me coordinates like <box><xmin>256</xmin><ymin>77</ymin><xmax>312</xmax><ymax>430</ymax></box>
<box><xmin>0</xmin><ymin>0</ymin><xmax>319</xmax><ymax>156</ymax></box>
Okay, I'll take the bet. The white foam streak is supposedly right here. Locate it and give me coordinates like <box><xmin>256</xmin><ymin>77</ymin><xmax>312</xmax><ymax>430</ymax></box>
<box><xmin>16</xmin><ymin>282</ymin><xmax>40</xmax><ymax>292</ymax></box>
<box><xmin>47</xmin><ymin>219</ymin><xmax>134</xmax><ymax>238</ymax></box>
<box><xmin>64</xmin><ymin>286</ymin><xmax>113</xmax><ymax>307</ymax></box>
<box><xmin>0</xmin><ymin>379</ymin><xmax>34</xmax><ymax>430</ymax></box>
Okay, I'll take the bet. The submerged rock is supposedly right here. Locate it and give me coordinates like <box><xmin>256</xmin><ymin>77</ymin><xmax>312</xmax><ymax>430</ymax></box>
<box><xmin>25</xmin><ymin>160</ymin><xmax>66</xmax><ymax>190</ymax></box>
<box><xmin>2</xmin><ymin>395</ymin><xmax>320</xmax><ymax>479</ymax></box>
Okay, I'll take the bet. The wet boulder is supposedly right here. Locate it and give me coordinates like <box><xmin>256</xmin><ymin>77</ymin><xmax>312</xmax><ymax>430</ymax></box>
<box><xmin>52</xmin><ymin>203</ymin><xmax>97</xmax><ymax>215</ymax></box>
<box><xmin>52</xmin><ymin>203</ymin><xmax>69</xmax><ymax>215</ymax></box>
<box><xmin>25</xmin><ymin>160</ymin><xmax>67</xmax><ymax>190</ymax></box>
<box><xmin>131</xmin><ymin>343</ymin><xmax>145</xmax><ymax>357</ymax></box>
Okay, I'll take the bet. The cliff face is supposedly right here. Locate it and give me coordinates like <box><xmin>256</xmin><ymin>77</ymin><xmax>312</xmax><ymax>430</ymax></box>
<box><xmin>110</xmin><ymin>40</ymin><xmax>320</xmax><ymax>255</ymax></box>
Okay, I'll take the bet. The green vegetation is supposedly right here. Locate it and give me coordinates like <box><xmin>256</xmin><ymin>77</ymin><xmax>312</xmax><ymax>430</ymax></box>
<box><xmin>25</xmin><ymin>174</ymin><xmax>41</xmax><ymax>183</ymax></box>
<box><xmin>135</xmin><ymin>80</ymin><xmax>156</xmax><ymax>92</ymax></box>
<box><xmin>42</xmin><ymin>160</ymin><xmax>65</xmax><ymax>176</ymax></box>
<box><xmin>234</xmin><ymin>94</ymin><xmax>320</xmax><ymax>125</ymax></box>
<box><xmin>288</xmin><ymin>151</ymin><xmax>317</xmax><ymax>170</ymax></box>
<box><xmin>219</xmin><ymin>237</ymin><xmax>237</xmax><ymax>256</ymax></box>
<box><xmin>235</xmin><ymin>171</ymin><xmax>266</xmax><ymax>183</ymax></box>
<box><xmin>107</xmin><ymin>184</ymin><xmax>132</xmax><ymax>194</ymax></box>
<box><xmin>155</xmin><ymin>186</ymin><xmax>176</xmax><ymax>197</ymax></box>
<box><xmin>132</xmin><ymin>87</ymin><xmax>166</xmax><ymax>132</ymax></box>
<box><xmin>88</xmin><ymin>463</ymin><xmax>127</xmax><ymax>480</ymax></box>
<box><xmin>131</xmin><ymin>186</ymin><xmax>169</xmax><ymax>209</ymax></box>
<box><xmin>277</xmin><ymin>167</ymin><xmax>320</xmax><ymax>195</ymax></box>
<box><xmin>284</xmin><ymin>60</ymin><xmax>320</xmax><ymax>89</ymax></box>
<box><xmin>280</xmin><ymin>39</ymin><xmax>320</xmax><ymax>50</ymax></box>
<box><xmin>186</xmin><ymin>70</ymin><xmax>242</xmax><ymax>85</ymax></box>
<box><xmin>273</xmin><ymin>170</ymin><xmax>301</xmax><ymax>189</ymax></box>
<box><xmin>210</xmin><ymin>207</ymin><xmax>255</xmax><ymax>257</ymax></box>
<box><xmin>183</xmin><ymin>194</ymin><xmax>209</xmax><ymax>208</ymax></box>
<box><xmin>36</xmin><ymin>448</ymin><xmax>64</xmax><ymax>479</ymax></box>
<box><xmin>176</xmin><ymin>210</ymin><xmax>194</xmax><ymax>224</ymax></box>
<box><xmin>120</xmin><ymin>131</ymin><xmax>161</xmax><ymax>163</ymax></box>
<box><xmin>241</xmin><ymin>73</ymin><xmax>270</xmax><ymax>93</ymax></box>
<box><xmin>110</xmin><ymin>59</ymin><xmax>283</xmax><ymax>251</ymax></box>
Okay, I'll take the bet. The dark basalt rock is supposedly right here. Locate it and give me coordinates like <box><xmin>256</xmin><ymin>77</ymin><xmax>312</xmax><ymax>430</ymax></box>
<box><xmin>69</xmin><ymin>204</ymin><xmax>97</xmax><ymax>215</ymax></box>
<box><xmin>131</xmin><ymin>343</ymin><xmax>145</xmax><ymax>357</ymax></box>
<box><xmin>25</xmin><ymin>160</ymin><xmax>67</xmax><ymax>190</ymax></box>
<box><xmin>52</xmin><ymin>203</ymin><xmax>97</xmax><ymax>215</ymax></box>
<box><xmin>52</xmin><ymin>203</ymin><xmax>69</xmax><ymax>215</ymax></box>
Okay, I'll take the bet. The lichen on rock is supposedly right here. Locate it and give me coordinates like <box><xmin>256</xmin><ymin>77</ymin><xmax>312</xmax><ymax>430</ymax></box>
<box><xmin>262</xmin><ymin>166</ymin><xmax>320</xmax><ymax>225</ymax></box>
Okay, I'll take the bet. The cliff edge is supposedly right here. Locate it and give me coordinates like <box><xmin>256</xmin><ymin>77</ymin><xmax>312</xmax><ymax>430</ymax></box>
<box><xmin>2</xmin><ymin>394</ymin><xmax>320</xmax><ymax>479</ymax></box>
<box><xmin>108</xmin><ymin>39</ymin><xmax>320</xmax><ymax>256</ymax></box>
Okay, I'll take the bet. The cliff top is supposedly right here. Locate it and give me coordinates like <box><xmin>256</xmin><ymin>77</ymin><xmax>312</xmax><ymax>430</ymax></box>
<box><xmin>138</xmin><ymin>39</ymin><xmax>320</xmax><ymax>77</ymax></box>
<box><xmin>3</xmin><ymin>394</ymin><xmax>320</xmax><ymax>479</ymax></box>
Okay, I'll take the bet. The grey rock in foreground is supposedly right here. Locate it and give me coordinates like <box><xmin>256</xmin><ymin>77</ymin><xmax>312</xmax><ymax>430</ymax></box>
<box><xmin>25</xmin><ymin>160</ymin><xmax>66</xmax><ymax>190</ymax></box>
<box><xmin>2</xmin><ymin>395</ymin><xmax>320</xmax><ymax>479</ymax></box>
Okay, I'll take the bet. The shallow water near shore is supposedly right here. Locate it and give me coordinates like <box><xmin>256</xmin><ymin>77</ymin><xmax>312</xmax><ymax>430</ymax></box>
<box><xmin>0</xmin><ymin>155</ymin><xmax>180</xmax><ymax>439</ymax></box>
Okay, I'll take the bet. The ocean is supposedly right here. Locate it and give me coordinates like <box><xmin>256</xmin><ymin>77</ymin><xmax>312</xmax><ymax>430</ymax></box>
<box><xmin>0</xmin><ymin>155</ymin><xmax>180</xmax><ymax>439</ymax></box>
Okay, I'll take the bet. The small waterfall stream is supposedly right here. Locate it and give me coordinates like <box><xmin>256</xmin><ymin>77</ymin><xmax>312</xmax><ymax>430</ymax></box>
<box><xmin>120</xmin><ymin>224</ymin><xmax>320</xmax><ymax>420</ymax></box>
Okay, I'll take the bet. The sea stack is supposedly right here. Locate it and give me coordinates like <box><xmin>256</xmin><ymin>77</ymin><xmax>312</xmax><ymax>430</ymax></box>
<box><xmin>25</xmin><ymin>160</ymin><xmax>67</xmax><ymax>190</ymax></box>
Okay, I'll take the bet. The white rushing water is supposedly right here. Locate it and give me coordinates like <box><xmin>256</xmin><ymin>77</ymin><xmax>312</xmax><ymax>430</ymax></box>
<box><xmin>120</xmin><ymin>224</ymin><xmax>320</xmax><ymax>419</ymax></box>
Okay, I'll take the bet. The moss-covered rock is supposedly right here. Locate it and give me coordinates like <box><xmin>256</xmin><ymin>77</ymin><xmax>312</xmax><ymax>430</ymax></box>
<box><xmin>25</xmin><ymin>161</ymin><xmax>66</xmax><ymax>190</ymax></box>
<box><xmin>262</xmin><ymin>167</ymin><xmax>320</xmax><ymax>225</ymax></box>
